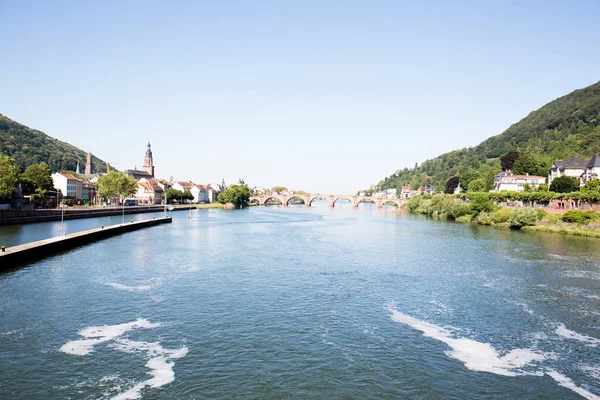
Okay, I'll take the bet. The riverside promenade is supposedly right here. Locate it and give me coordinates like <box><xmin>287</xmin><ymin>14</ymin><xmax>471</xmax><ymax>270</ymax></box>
<box><xmin>0</xmin><ymin>217</ymin><xmax>171</xmax><ymax>269</ymax></box>
<box><xmin>0</xmin><ymin>205</ymin><xmax>183</xmax><ymax>226</ymax></box>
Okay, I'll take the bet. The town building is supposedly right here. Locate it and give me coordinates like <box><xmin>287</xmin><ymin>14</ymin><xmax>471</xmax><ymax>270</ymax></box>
<box><xmin>51</xmin><ymin>172</ymin><xmax>83</xmax><ymax>198</ymax></box>
<box><xmin>493</xmin><ymin>171</ymin><xmax>511</xmax><ymax>191</ymax></box>
<box><xmin>400</xmin><ymin>186</ymin><xmax>411</xmax><ymax>199</ymax></box>
<box><xmin>548</xmin><ymin>156</ymin><xmax>588</xmax><ymax>186</ymax></box>
<box><xmin>172</xmin><ymin>181</ymin><xmax>194</xmax><ymax>193</ymax></box>
<box><xmin>495</xmin><ymin>175</ymin><xmax>546</xmax><ymax>192</ymax></box>
<box><xmin>192</xmin><ymin>184</ymin><xmax>208</xmax><ymax>203</ymax></box>
<box><xmin>583</xmin><ymin>154</ymin><xmax>600</xmax><ymax>184</ymax></box>
<box><xmin>136</xmin><ymin>178</ymin><xmax>164</xmax><ymax>205</ymax></box>
<box><xmin>156</xmin><ymin>179</ymin><xmax>171</xmax><ymax>191</ymax></box>
<box><xmin>207</xmin><ymin>183</ymin><xmax>222</xmax><ymax>203</ymax></box>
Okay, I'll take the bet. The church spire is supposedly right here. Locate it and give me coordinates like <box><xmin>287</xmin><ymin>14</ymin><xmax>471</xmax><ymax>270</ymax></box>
<box><xmin>143</xmin><ymin>141</ymin><xmax>155</xmax><ymax>178</ymax></box>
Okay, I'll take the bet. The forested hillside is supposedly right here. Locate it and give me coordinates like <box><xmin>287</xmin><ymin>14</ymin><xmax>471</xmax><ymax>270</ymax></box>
<box><xmin>379</xmin><ymin>80</ymin><xmax>600</xmax><ymax>192</ymax></box>
<box><xmin>0</xmin><ymin>114</ymin><xmax>109</xmax><ymax>173</ymax></box>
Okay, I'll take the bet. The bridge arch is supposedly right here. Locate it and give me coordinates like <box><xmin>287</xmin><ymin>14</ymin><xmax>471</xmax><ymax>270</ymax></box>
<box><xmin>286</xmin><ymin>196</ymin><xmax>306</xmax><ymax>206</ymax></box>
<box><xmin>357</xmin><ymin>198</ymin><xmax>376</xmax><ymax>207</ymax></box>
<box><xmin>307</xmin><ymin>196</ymin><xmax>330</xmax><ymax>207</ymax></box>
<box><xmin>333</xmin><ymin>197</ymin><xmax>354</xmax><ymax>207</ymax></box>
<box><xmin>382</xmin><ymin>199</ymin><xmax>402</xmax><ymax>208</ymax></box>
<box><xmin>263</xmin><ymin>196</ymin><xmax>283</xmax><ymax>206</ymax></box>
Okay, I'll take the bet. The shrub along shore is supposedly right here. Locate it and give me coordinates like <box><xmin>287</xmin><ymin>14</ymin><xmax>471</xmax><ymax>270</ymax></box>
<box><xmin>405</xmin><ymin>193</ymin><xmax>600</xmax><ymax>238</ymax></box>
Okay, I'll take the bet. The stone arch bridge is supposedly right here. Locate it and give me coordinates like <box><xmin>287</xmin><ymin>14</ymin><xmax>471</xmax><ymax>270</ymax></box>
<box><xmin>249</xmin><ymin>194</ymin><xmax>405</xmax><ymax>208</ymax></box>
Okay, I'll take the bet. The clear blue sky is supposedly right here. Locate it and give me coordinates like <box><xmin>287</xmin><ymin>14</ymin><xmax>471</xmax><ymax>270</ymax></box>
<box><xmin>1</xmin><ymin>1</ymin><xmax>599</xmax><ymax>193</ymax></box>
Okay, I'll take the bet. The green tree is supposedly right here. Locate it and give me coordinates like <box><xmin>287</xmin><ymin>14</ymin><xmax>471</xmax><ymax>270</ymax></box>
<box><xmin>459</xmin><ymin>168</ymin><xmax>482</xmax><ymax>189</ymax></box>
<box><xmin>97</xmin><ymin>171</ymin><xmax>137</xmax><ymax>203</ymax></box>
<box><xmin>549</xmin><ymin>176</ymin><xmax>579</xmax><ymax>193</ymax></box>
<box><xmin>182</xmin><ymin>190</ymin><xmax>194</xmax><ymax>202</ymax></box>
<box><xmin>21</xmin><ymin>162</ymin><xmax>53</xmax><ymax>199</ymax></box>
<box><xmin>272</xmin><ymin>186</ymin><xmax>286</xmax><ymax>193</ymax></box>
<box><xmin>295</xmin><ymin>190</ymin><xmax>307</xmax><ymax>195</ymax></box>
<box><xmin>467</xmin><ymin>178</ymin><xmax>487</xmax><ymax>192</ymax></box>
<box><xmin>218</xmin><ymin>184</ymin><xmax>250</xmax><ymax>208</ymax></box>
<box><xmin>0</xmin><ymin>154</ymin><xmax>18</xmax><ymax>202</ymax></box>
<box><xmin>512</xmin><ymin>153</ymin><xmax>551</xmax><ymax>177</ymax></box>
<box><xmin>164</xmin><ymin>188</ymin><xmax>183</xmax><ymax>204</ymax></box>
<box><xmin>537</xmin><ymin>183</ymin><xmax>548</xmax><ymax>192</ymax></box>
<box><xmin>582</xmin><ymin>179</ymin><xmax>600</xmax><ymax>192</ymax></box>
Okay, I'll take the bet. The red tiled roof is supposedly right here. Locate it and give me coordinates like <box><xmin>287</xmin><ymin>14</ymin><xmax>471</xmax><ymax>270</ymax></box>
<box><xmin>62</xmin><ymin>173</ymin><xmax>80</xmax><ymax>180</ymax></box>
<box><xmin>138</xmin><ymin>178</ymin><xmax>163</xmax><ymax>192</ymax></box>
<box><xmin>178</xmin><ymin>181</ymin><xmax>194</xmax><ymax>190</ymax></box>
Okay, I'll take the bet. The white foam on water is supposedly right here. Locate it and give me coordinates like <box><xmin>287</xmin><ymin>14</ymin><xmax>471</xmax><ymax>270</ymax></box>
<box><xmin>546</xmin><ymin>370</ymin><xmax>600</xmax><ymax>400</ymax></box>
<box><xmin>385</xmin><ymin>303</ymin><xmax>545</xmax><ymax>377</ymax></box>
<box><xmin>556</xmin><ymin>324</ymin><xmax>600</xmax><ymax>347</ymax></box>
<box><xmin>110</xmin><ymin>339</ymin><xmax>188</xmax><ymax>400</ymax></box>
<box><xmin>60</xmin><ymin>319</ymin><xmax>161</xmax><ymax>355</ymax></box>
<box><xmin>581</xmin><ymin>364</ymin><xmax>600</xmax><ymax>381</ymax></box>
<box><xmin>105</xmin><ymin>283</ymin><xmax>152</xmax><ymax>292</ymax></box>
<box><xmin>62</xmin><ymin>319</ymin><xmax>186</xmax><ymax>399</ymax></box>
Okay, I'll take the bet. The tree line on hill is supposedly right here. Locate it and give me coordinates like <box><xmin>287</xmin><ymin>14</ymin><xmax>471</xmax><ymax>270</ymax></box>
<box><xmin>0</xmin><ymin>114</ymin><xmax>110</xmax><ymax>173</ymax></box>
<box><xmin>378</xmin><ymin>80</ymin><xmax>600</xmax><ymax>195</ymax></box>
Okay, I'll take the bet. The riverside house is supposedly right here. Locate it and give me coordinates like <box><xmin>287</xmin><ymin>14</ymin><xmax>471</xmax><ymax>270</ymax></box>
<box><xmin>136</xmin><ymin>178</ymin><xmax>164</xmax><ymax>205</ymax></box>
<box><xmin>51</xmin><ymin>172</ymin><xmax>83</xmax><ymax>198</ymax></box>
<box><xmin>495</xmin><ymin>175</ymin><xmax>546</xmax><ymax>192</ymax></box>
<box><xmin>548</xmin><ymin>156</ymin><xmax>589</xmax><ymax>186</ymax></box>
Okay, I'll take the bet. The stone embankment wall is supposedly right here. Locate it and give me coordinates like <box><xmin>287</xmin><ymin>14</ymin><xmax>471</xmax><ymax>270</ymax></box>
<box><xmin>0</xmin><ymin>206</ymin><xmax>168</xmax><ymax>225</ymax></box>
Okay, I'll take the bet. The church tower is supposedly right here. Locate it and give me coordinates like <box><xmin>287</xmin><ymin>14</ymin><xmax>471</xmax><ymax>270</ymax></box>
<box><xmin>143</xmin><ymin>141</ymin><xmax>155</xmax><ymax>178</ymax></box>
<box><xmin>85</xmin><ymin>152</ymin><xmax>93</xmax><ymax>175</ymax></box>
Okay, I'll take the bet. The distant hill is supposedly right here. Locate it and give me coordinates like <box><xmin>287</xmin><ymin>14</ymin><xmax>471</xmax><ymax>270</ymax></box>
<box><xmin>0</xmin><ymin>114</ymin><xmax>109</xmax><ymax>173</ymax></box>
<box><xmin>379</xmin><ymin>80</ymin><xmax>600</xmax><ymax>191</ymax></box>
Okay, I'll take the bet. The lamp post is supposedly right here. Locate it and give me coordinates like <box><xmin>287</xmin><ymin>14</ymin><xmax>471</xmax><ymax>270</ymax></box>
<box><xmin>164</xmin><ymin>191</ymin><xmax>167</xmax><ymax>216</ymax></box>
<box><xmin>48</xmin><ymin>190</ymin><xmax>64</xmax><ymax>237</ymax></box>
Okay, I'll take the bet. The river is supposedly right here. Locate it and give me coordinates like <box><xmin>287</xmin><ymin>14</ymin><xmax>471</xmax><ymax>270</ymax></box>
<box><xmin>0</xmin><ymin>205</ymin><xmax>599</xmax><ymax>399</ymax></box>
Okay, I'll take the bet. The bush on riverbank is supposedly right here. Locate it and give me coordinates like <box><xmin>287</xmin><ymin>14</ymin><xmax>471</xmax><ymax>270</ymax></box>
<box><xmin>508</xmin><ymin>208</ymin><xmax>538</xmax><ymax>228</ymax></box>
<box><xmin>406</xmin><ymin>194</ymin><xmax>596</xmax><ymax>233</ymax></box>
<box><xmin>560</xmin><ymin>210</ymin><xmax>599</xmax><ymax>224</ymax></box>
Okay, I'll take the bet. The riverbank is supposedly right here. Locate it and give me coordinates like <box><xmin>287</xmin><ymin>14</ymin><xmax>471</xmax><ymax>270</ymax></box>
<box><xmin>0</xmin><ymin>203</ymin><xmax>224</xmax><ymax>225</ymax></box>
<box><xmin>405</xmin><ymin>194</ymin><xmax>600</xmax><ymax>239</ymax></box>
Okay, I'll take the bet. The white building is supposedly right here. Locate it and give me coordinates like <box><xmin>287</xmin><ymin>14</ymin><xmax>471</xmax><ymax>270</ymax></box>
<box><xmin>136</xmin><ymin>178</ymin><xmax>163</xmax><ymax>205</ymax></box>
<box><xmin>172</xmin><ymin>181</ymin><xmax>194</xmax><ymax>193</ymax></box>
<box><xmin>583</xmin><ymin>154</ymin><xmax>600</xmax><ymax>184</ymax></box>
<box><xmin>207</xmin><ymin>184</ymin><xmax>222</xmax><ymax>203</ymax></box>
<box><xmin>496</xmin><ymin>175</ymin><xmax>545</xmax><ymax>192</ymax></box>
<box><xmin>51</xmin><ymin>172</ymin><xmax>83</xmax><ymax>198</ymax></box>
<box><xmin>400</xmin><ymin>186</ymin><xmax>411</xmax><ymax>199</ymax></box>
<box><xmin>548</xmin><ymin>156</ymin><xmax>588</xmax><ymax>186</ymax></box>
<box><xmin>191</xmin><ymin>184</ymin><xmax>209</xmax><ymax>203</ymax></box>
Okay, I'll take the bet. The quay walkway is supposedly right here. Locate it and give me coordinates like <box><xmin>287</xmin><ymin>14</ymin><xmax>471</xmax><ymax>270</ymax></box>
<box><xmin>0</xmin><ymin>217</ymin><xmax>171</xmax><ymax>270</ymax></box>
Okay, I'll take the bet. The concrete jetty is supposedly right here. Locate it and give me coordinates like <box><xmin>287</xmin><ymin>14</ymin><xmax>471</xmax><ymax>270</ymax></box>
<box><xmin>0</xmin><ymin>217</ymin><xmax>172</xmax><ymax>270</ymax></box>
